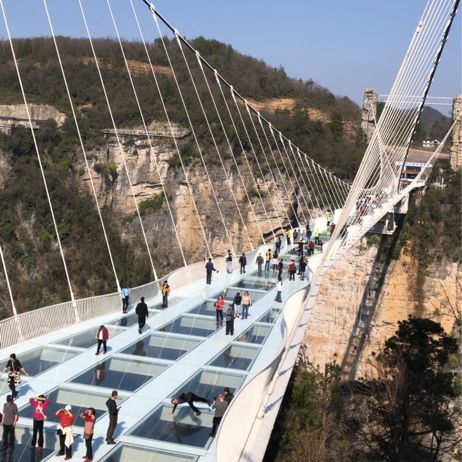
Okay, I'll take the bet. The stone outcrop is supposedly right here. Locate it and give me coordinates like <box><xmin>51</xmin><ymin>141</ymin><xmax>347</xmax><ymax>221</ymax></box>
<box><xmin>0</xmin><ymin>104</ymin><xmax>66</xmax><ymax>134</ymax></box>
<box><xmin>361</xmin><ymin>89</ymin><xmax>378</xmax><ymax>142</ymax></box>
<box><xmin>450</xmin><ymin>95</ymin><xmax>462</xmax><ymax>171</ymax></box>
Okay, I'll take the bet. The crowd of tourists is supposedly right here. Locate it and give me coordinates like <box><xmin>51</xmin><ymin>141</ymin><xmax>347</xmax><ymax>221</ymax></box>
<box><xmin>0</xmin><ymin>219</ymin><xmax>330</xmax><ymax>457</ymax></box>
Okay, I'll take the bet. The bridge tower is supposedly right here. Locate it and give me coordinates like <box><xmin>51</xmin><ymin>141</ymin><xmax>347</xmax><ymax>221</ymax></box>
<box><xmin>361</xmin><ymin>88</ymin><xmax>378</xmax><ymax>142</ymax></box>
<box><xmin>450</xmin><ymin>95</ymin><xmax>462</xmax><ymax>171</ymax></box>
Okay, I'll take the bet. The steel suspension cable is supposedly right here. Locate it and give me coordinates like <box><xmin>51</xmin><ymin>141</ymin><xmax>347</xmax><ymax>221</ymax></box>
<box><xmin>171</xmin><ymin>31</ymin><xmax>237</xmax><ymax>255</ymax></box>
<box><xmin>274</xmin><ymin>130</ymin><xmax>312</xmax><ymax>222</ymax></box>
<box><xmin>129</xmin><ymin>0</ymin><xmax>212</xmax><ymax>258</ymax></box>
<box><xmin>257</xmin><ymin>118</ymin><xmax>303</xmax><ymax>225</ymax></box>
<box><xmin>231</xmin><ymin>93</ymin><xmax>279</xmax><ymax>239</ymax></box>
<box><xmin>43</xmin><ymin>0</ymin><xmax>121</xmax><ymax>292</ymax></box>
<box><xmin>106</xmin><ymin>0</ymin><xmax>188</xmax><ymax>268</ymax></box>
<box><xmin>243</xmin><ymin>104</ymin><xmax>289</xmax><ymax>231</ymax></box>
<box><xmin>195</xmin><ymin>56</ymin><xmax>257</xmax><ymax>249</ymax></box>
<box><xmin>77</xmin><ymin>0</ymin><xmax>159</xmax><ymax>280</ymax></box>
<box><xmin>0</xmin><ymin>0</ymin><xmax>76</xmax><ymax>304</ymax></box>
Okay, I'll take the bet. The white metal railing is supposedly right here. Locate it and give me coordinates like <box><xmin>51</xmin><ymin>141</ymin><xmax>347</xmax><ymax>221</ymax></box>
<box><xmin>0</xmin><ymin>241</ymin><xmax>278</xmax><ymax>351</ymax></box>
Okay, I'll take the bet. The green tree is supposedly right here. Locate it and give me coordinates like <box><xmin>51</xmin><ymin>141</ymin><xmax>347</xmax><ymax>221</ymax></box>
<box><xmin>335</xmin><ymin>317</ymin><xmax>460</xmax><ymax>462</ymax></box>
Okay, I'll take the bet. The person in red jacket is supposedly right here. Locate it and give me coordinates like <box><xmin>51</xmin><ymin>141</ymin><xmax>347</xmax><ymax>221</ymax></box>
<box><xmin>95</xmin><ymin>325</ymin><xmax>109</xmax><ymax>356</ymax></box>
<box><xmin>56</xmin><ymin>405</ymin><xmax>75</xmax><ymax>460</ymax></box>
<box><xmin>215</xmin><ymin>295</ymin><xmax>225</xmax><ymax>326</ymax></box>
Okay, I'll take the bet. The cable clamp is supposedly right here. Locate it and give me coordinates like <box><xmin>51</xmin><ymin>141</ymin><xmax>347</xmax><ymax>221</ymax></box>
<box><xmin>149</xmin><ymin>2</ymin><xmax>156</xmax><ymax>14</ymax></box>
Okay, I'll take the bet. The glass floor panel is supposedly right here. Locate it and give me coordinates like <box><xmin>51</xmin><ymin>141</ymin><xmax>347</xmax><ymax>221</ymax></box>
<box><xmin>53</xmin><ymin>326</ymin><xmax>123</xmax><ymax>349</ymax></box>
<box><xmin>21</xmin><ymin>387</ymin><xmax>113</xmax><ymax>425</ymax></box>
<box><xmin>158</xmin><ymin>315</ymin><xmax>218</xmax><ymax>337</ymax></box>
<box><xmin>1</xmin><ymin>347</ymin><xmax>81</xmax><ymax>377</ymax></box>
<box><xmin>128</xmin><ymin>404</ymin><xmax>213</xmax><ymax>448</ymax></box>
<box><xmin>208</xmin><ymin>344</ymin><xmax>261</xmax><ymax>371</ymax></box>
<box><xmin>107</xmin><ymin>313</ymin><xmax>139</xmax><ymax>328</ymax></box>
<box><xmin>101</xmin><ymin>444</ymin><xmax>198</xmax><ymax>462</ymax></box>
<box><xmin>120</xmin><ymin>334</ymin><xmax>202</xmax><ymax>361</ymax></box>
<box><xmin>70</xmin><ymin>357</ymin><xmax>168</xmax><ymax>391</ymax></box>
<box><xmin>174</xmin><ymin>369</ymin><xmax>246</xmax><ymax>400</ymax></box>
<box><xmin>218</xmin><ymin>287</ymin><xmax>266</xmax><ymax>302</ymax></box>
<box><xmin>236</xmin><ymin>324</ymin><xmax>273</xmax><ymax>344</ymax></box>
<box><xmin>248</xmin><ymin>270</ymin><xmax>279</xmax><ymax>280</ymax></box>
<box><xmin>0</xmin><ymin>426</ymin><xmax>56</xmax><ymax>462</ymax></box>
<box><xmin>257</xmin><ymin>308</ymin><xmax>282</xmax><ymax>324</ymax></box>
<box><xmin>233</xmin><ymin>279</ymin><xmax>276</xmax><ymax>291</ymax></box>
<box><xmin>188</xmin><ymin>300</ymin><xmax>216</xmax><ymax>317</ymax></box>
<box><xmin>107</xmin><ymin>309</ymin><xmax>159</xmax><ymax>328</ymax></box>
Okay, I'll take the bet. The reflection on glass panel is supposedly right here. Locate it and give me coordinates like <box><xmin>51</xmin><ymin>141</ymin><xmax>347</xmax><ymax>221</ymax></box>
<box><xmin>1</xmin><ymin>426</ymin><xmax>56</xmax><ymax>462</ymax></box>
<box><xmin>70</xmin><ymin>357</ymin><xmax>168</xmax><ymax>391</ymax></box>
<box><xmin>0</xmin><ymin>347</ymin><xmax>81</xmax><ymax>377</ymax></box>
<box><xmin>107</xmin><ymin>313</ymin><xmax>138</xmax><ymax>328</ymax></box>
<box><xmin>233</xmin><ymin>279</ymin><xmax>276</xmax><ymax>291</ymax></box>
<box><xmin>257</xmin><ymin>308</ymin><xmax>281</xmax><ymax>324</ymax></box>
<box><xmin>20</xmin><ymin>387</ymin><xmax>112</xmax><ymax>425</ymax></box>
<box><xmin>208</xmin><ymin>344</ymin><xmax>261</xmax><ymax>371</ymax></box>
<box><xmin>188</xmin><ymin>300</ymin><xmax>216</xmax><ymax>317</ymax></box>
<box><xmin>248</xmin><ymin>270</ymin><xmax>278</xmax><ymax>280</ymax></box>
<box><xmin>174</xmin><ymin>369</ymin><xmax>246</xmax><ymax>400</ymax></box>
<box><xmin>120</xmin><ymin>335</ymin><xmax>201</xmax><ymax>361</ymax></box>
<box><xmin>54</xmin><ymin>326</ymin><xmax>122</xmax><ymax>349</ymax></box>
<box><xmin>158</xmin><ymin>316</ymin><xmax>218</xmax><ymax>337</ymax></box>
<box><xmin>129</xmin><ymin>405</ymin><xmax>212</xmax><ymax>448</ymax></box>
<box><xmin>101</xmin><ymin>444</ymin><xmax>198</xmax><ymax>462</ymax></box>
<box><xmin>236</xmin><ymin>324</ymin><xmax>272</xmax><ymax>344</ymax></box>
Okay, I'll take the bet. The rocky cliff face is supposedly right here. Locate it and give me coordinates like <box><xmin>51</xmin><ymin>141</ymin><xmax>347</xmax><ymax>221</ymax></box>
<box><xmin>305</xmin><ymin>240</ymin><xmax>461</xmax><ymax>377</ymax></box>
<box><xmin>77</xmin><ymin>122</ymin><xmax>296</xmax><ymax>269</ymax></box>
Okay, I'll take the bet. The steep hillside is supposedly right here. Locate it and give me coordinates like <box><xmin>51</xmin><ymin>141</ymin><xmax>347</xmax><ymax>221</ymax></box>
<box><xmin>0</xmin><ymin>37</ymin><xmax>365</xmax><ymax>315</ymax></box>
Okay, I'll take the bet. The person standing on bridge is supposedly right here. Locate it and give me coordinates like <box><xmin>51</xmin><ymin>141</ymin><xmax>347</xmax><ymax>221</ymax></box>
<box><xmin>205</xmin><ymin>258</ymin><xmax>217</xmax><ymax>284</ymax></box>
<box><xmin>161</xmin><ymin>280</ymin><xmax>170</xmax><ymax>308</ymax></box>
<box><xmin>29</xmin><ymin>394</ymin><xmax>50</xmax><ymax>449</ymax></box>
<box><xmin>2</xmin><ymin>395</ymin><xmax>18</xmax><ymax>451</ymax></box>
<box><xmin>299</xmin><ymin>256</ymin><xmax>307</xmax><ymax>281</ymax></box>
<box><xmin>80</xmin><ymin>407</ymin><xmax>96</xmax><ymax>462</ymax></box>
<box><xmin>215</xmin><ymin>295</ymin><xmax>225</xmax><ymax>326</ymax></box>
<box><xmin>239</xmin><ymin>252</ymin><xmax>247</xmax><ymax>274</ymax></box>
<box><xmin>241</xmin><ymin>291</ymin><xmax>252</xmax><ymax>320</ymax></box>
<box><xmin>105</xmin><ymin>391</ymin><xmax>120</xmax><ymax>445</ymax></box>
<box><xmin>306</xmin><ymin>225</ymin><xmax>312</xmax><ymax>242</ymax></box>
<box><xmin>265</xmin><ymin>249</ymin><xmax>272</xmax><ymax>272</ymax></box>
<box><xmin>209</xmin><ymin>394</ymin><xmax>228</xmax><ymax>438</ymax></box>
<box><xmin>135</xmin><ymin>297</ymin><xmax>148</xmax><ymax>334</ymax></box>
<box><xmin>95</xmin><ymin>325</ymin><xmax>109</xmax><ymax>355</ymax></box>
<box><xmin>225</xmin><ymin>304</ymin><xmax>235</xmax><ymax>335</ymax></box>
<box><xmin>314</xmin><ymin>229</ymin><xmax>321</xmax><ymax>245</ymax></box>
<box><xmin>277</xmin><ymin>259</ymin><xmax>284</xmax><ymax>280</ymax></box>
<box><xmin>288</xmin><ymin>259</ymin><xmax>297</xmax><ymax>281</ymax></box>
<box><xmin>233</xmin><ymin>292</ymin><xmax>242</xmax><ymax>318</ymax></box>
<box><xmin>2</xmin><ymin>353</ymin><xmax>29</xmax><ymax>399</ymax></box>
<box><xmin>285</xmin><ymin>228</ymin><xmax>292</xmax><ymax>245</ymax></box>
<box><xmin>120</xmin><ymin>285</ymin><xmax>130</xmax><ymax>314</ymax></box>
<box><xmin>55</xmin><ymin>404</ymin><xmax>74</xmax><ymax>459</ymax></box>
<box><xmin>308</xmin><ymin>240</ymin><xmax>315</xmax><ymax>256</ymax></box>
<box><xmin>275</xmin><ymin>236</ymin><xmax>282</xmax><ymax>253</ymax></box>
<box><xmin>225</xmin><ymin>250</ymin><xmax>233</xmax><ymax>274</ymax></box>
<box><xmin>274</xmin><ymin>278</ymin><xmax>283</xmax><ymax>303</ymax></box>
<box><xmin>256</xmin><ymin>253</ymin><xmax>264</xmax><ymax>276</ymax></box>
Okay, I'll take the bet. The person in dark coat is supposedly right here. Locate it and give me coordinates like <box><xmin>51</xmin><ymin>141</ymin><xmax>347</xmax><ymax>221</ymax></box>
<box><xmin>2</xmin><ymin>354</ymin><xmax>28</xmax><ymax>399</ymax></box>
<box><xmin>238</xmin><ymin>253</ymin><xmax>247</xmax><ymax>274</ymax></box>
<box><xmin>135</xmin><ymin>297</ymin><xmax>148</xmax><ymax>334</ymax></box>
<box><xmin>225</xmin><ymin>304</ymin><xmax>235</xmax><ymax>335</ymax></box>
<box><xmin>171</xmin><ymin>392</ymin><xmax>210</xmax><ymax>416</ymax></box>
<box><xmin>205</xmin><ymin>258</ymin><xmax>217</xmax><ymax>284</ymax></box>
<box><xmin>105</xmin><ymin>391</ymin><xmax>119</xmax><ymax>445</ymax></box>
